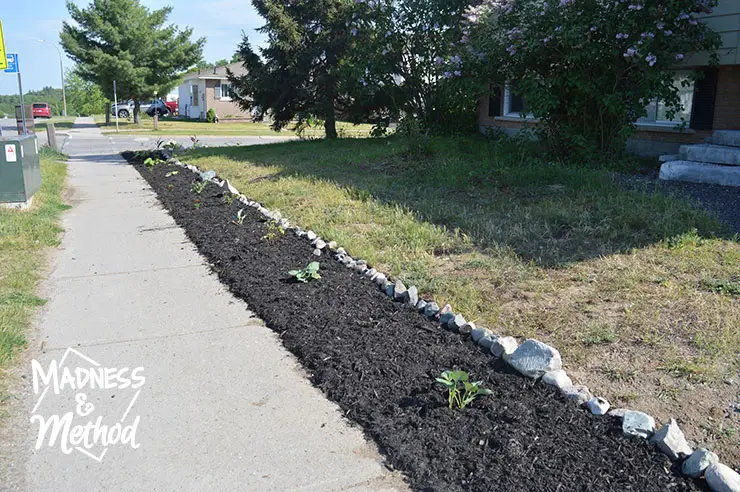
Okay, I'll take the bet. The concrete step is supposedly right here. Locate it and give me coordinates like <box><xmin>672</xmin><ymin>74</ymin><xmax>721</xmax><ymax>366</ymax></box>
<box><xmin>659</xmin><ymin>154</ymin><xmax>680</xmax><ymax>162</ymax></box>
<box><xmin>660</xmin><ymin>160</ymin><xmax>740</xmax><ymax>187</ymax></box>
<box><xmin>679</xmin><ymin>144</ymin><xmax>740</xmax><ymax>166</ymax></box>
<box><xmin>711</xmin><ymin>130</ymin><xmax>740</xmax><ymax>147</ymax></box>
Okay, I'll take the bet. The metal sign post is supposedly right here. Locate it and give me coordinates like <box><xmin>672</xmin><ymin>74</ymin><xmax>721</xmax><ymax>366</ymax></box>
<box><xmin>4</xmin><ymin>53</ymin><xmax>26</xmax><ymax>135</ymax></box>
<box><xmin>113</xmin><ymin>80</ymin><xmax>119</xmax><ymax>133</ymax></box>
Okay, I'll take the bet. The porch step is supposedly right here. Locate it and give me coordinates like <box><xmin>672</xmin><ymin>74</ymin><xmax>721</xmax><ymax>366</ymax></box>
<box><xmin>659</xmin><ymin>154</ymin><xmax>680</xmax><ymax>162</ymax></box>
<box><xmin>711</xmin><ymin>130</ymin><xmax>740</xmax><ymax>148</ymax></box>
<box><xmin>660</xmin><ymin>160</ymin><xmax>740</xmax><ymax>187</ymax></box>
<box><xmin>679</xmin><ymin>144</ymin><xmax>740</xmax><ymax>166</ymax></box>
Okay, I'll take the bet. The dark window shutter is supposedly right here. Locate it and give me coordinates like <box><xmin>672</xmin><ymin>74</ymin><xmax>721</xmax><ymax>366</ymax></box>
<box><xmin>488</xmin><ymin>86</ymin><xmax>502</xmax><ymax>117</ymax></box>
<box><xmin>689</xmin><ymin>68</ymin><xmax>718</xmax><ymax>131</ymax></box>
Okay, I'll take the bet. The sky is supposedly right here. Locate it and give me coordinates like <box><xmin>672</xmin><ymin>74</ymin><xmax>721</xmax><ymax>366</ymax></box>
<box><xmin>0</xmin><ymin>0</ymin><xmax>266</xmax><ymax>95</ymax></box>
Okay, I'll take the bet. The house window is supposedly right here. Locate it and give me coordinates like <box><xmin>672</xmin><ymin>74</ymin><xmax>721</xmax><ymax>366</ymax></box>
<box><xmin>192</xmin><ymin>85</ymin><xmax>199</xmax><ymax>106</ymax></box>
<box><xmin>488</xmin><ymin>86</ymin><xmax>502</xmax><ymax>118</ymax></box>
<box><xmin>639</xmin><ymin>71</ymin><xmax>695</xmax><ymax>125</ymax></box>
<box><xmin>218</xmin><ymin>83</ymin><xmax>233</xmax><ymax>101</ymax></box>
<box><xmin>503</xmin><ymin>84</ymin><xmax>528</xmax><ymax>117</ymax></box>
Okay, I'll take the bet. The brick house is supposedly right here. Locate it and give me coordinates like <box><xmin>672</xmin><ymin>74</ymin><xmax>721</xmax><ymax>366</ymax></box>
<box><xmin>176</xmin><ymin>62</ymin><xmax>251</xmax><ymax>121</ymax></box>
<box><xmin>477</xmin><ymin>3</ymin><xmax>740</xmax><ymax>156</ymax></box>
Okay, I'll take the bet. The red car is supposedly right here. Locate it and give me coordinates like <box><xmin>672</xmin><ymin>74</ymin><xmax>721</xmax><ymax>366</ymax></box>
<box><xmin>32</xmin><ymin>103</ymin><xmax>52</xmax><ymax>118</ymax></box>
<box><xmin>164</xmin><ymin>99</ymin><xmax>178</xmax><ymax>115</ymax></box>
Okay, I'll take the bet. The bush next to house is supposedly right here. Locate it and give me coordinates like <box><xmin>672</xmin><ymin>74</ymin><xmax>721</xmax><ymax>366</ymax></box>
<box><xmin>462</xmin><ymin>0</ymin><xmax>721</xmax><ymax>160</ymax></box>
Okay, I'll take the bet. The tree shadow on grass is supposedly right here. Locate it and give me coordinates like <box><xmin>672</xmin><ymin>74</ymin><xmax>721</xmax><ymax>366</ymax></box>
<box><xmin>185</xmin><ymin>136</ymin><xmax>736</xmax><ymax>268</ymax></box>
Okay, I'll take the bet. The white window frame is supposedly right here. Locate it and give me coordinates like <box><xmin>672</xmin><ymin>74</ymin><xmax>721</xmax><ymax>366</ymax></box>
<box><xmin>637</xmin><ymin>71</ymin><xmax>695</xmax><ymax>128</ymax></box>
<box><xmin>219</xmin><ymin>82</ymin><xmax>233</xmax><ymax>101</ymax></box>
<box><xmin>502</xmin><ymin>84</ymin><xmax>535</xmax><ymax>120</ymax></box>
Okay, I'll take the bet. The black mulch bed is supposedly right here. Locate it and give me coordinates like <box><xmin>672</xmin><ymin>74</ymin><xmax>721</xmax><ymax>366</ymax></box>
<box><xmin>126</xmin><ymin>151</ymin><xmax>706</xmax><ymax>492</ymax></box>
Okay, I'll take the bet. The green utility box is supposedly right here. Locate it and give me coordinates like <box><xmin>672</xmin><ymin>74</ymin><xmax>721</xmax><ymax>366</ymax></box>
<box><xmin>0</xmin><ymin>135</ymin><xmax>41</xmax><ymax>204</ymax></box>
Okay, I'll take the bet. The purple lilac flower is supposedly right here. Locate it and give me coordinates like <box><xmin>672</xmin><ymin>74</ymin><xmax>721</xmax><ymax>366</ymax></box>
<box><xmin>382</xmin><ymin>49</ymin><xmax>389</xmax><ymax>55</ymax></box>
<box><xmin>555</xmin><ymin>25</ymin><xmax>563</xmax><ymax>32</ymax></box>
<box><xmin>350</xmin><ymin>28</ymin><xmax>358</xmax><ymax>36</ymax></box>
<box><xmin>590</xmin><ymin>25</ymin><xmax>597</xmax><ymax>32</ymax></box>
<box><xmin>624</xmin><ymin>47</ymin><xmax>637</xmax><ymax>57</ymax></box>
<box><xmin>663</xmin><ymin>29</ymin><xmax>673</xmax><ymax>35</ymax></box>
<box><xmin>506</xmin><ymin>45</ymin><xmax>517</xmax><ymax>55</ymax></box>
<box><xmin>461</xmin><ymin>34</ymin><xmax>470</xmax><ymax>43</ymax></box>
<box><xmin>454</xmin><ymin>70</ymin><xmax>461</xmax><ymax>76</ymax></box>
<box><xmin>616</xmin><ymin>33</ymin><xmax>629</xmax><ymax>39</ymax></box>
<box><xmin>628</xmin><ymin>3</ymin><xmax>643</xmax><ymax>10</ymax></box>
<box><xmin>434</xmin><ymin>56</ymin><xmax>443</xmax><ymax>64</ymax></box>
<box><xmin>450</xmin><ymin>55</ymin><xmax>461</xmax><ymax>64</ymax></box>
<box><xmin>559</xmin><ymin>0</ymin><xmax>574</xmax><ymax>6</ymax></box>
<box><xmin>656</xmin><ymin>22</ymin><xmax>665</xmax><ymax>30</ymax></box>
<box><xmin>645</xmin><ymin>53</ymin><xmax>657</xmax><ymax>66</ymax></box>
<box><xmin>641</xmin><ymin>32</ymin><xmax>655</xmax><ymax>38</ymax></box>
<box><xmin>675</xmin><ymin>53</ymin><xmax>685</xmax><ymax>60</ymax></box>
<box><xmin>689</xmin><ymin>19</ymin><xmax>698</xmax><ymax>25</ymax></box>
<box><xmin>543</xmin><ymin>35</ymin><xmax>553</xmax><ymax>43</ymax></box>
<box><xmin>443</xmin><ymin>71</ymin><xmax>452</xmax><ymax>78</ymax></box>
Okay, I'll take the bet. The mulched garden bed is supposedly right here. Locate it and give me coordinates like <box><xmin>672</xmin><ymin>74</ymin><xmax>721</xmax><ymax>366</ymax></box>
<box><xmin>126</xmin><ymin>151</ymin><xmax>706</xmax><ymax>492</ymax></box>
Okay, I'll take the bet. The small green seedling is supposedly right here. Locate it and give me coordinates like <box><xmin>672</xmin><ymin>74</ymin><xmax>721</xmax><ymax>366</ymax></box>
<box><xmin>222</xmin><ymin>193</ymin><xmax>235</xmax><ymax>205</ymax></box>
<box><xmin>144</xmin><ymin>157</ymin><xmax>163</xmax><ymax>168</ymax></box>
<box><xmin>262</xmin><ymin>220</ymin><xmax>285</xmax><ymax>241</ymax></box>
<box><xmin>436</xmin><ymin>370</ymin><xmax>491</xmax><ymax>409</ymax></box>
<box><xmin>289</xmin><ymin>262</ymin><xmax>321</xmax><ymax>283</ymax></box>
<box><xmin>232</xmin><ymin>208</ymin><xmax>247</xmax><ymax>225</ymax></box>
<box><xmin>194</xmin><ymin>199</ymin><xmax>201</xmax><ymax>209</ymax></box>
<box><xmin>190</xmin><ymin>180</ymin><xmax>208</xmax><ymax>194</ymax></box>
<box><xmin>165</xmin><ymin>170</ymin><xmax>179</xmax><ymax>177</ymax></box>
<box><xmin>167</xmin><ymin>184</ymin><xmax>174</xmax><ymax>190</ymax></box>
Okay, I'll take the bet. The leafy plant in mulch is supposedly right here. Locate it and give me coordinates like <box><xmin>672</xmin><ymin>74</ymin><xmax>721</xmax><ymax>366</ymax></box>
<box><xmin>222</xmin><ymin>193</ymin><xmax>235</xmax><ymax>205</ymax></box>
<box><xmin>262</xmin><ymin>220</ymin><xmax>285</xmax><ymax>241</ymax></box>
<box><xmin>144</xmin><ymin>157</ymin><xmax>163</xmax><ymax>169</ymax></box>
<box><xmin>232</xmin><ymin>208</ymin><xmax>247</xmax><ymax>225</ymax></box>
<box><xmin>165</xmin><ymin>170</ymin><xmax>179</xmax><ymax>177</ymax></box>
<box><xmin>194</xmin><ymin>199</ymin><xmax>201</xmax><ymax>209</ymax></box>
<box><xmin>288</xmin><ymin>262</ymin><xmax>321</xmax><ymax>283</ymax></box>
<box><xmin>190</xmin><ymin>180</ymin><xmax>208</xmax><ymax>194</ymax></box>
<box><xmin>436</xmin><ymin>369</ymin><xmax>492</xmax><ymax>410</ymax></box>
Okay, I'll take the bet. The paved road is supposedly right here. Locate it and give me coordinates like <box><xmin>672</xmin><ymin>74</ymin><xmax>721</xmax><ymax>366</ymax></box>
<box><xmin>0</xmin><ymin>118</ymin><xmax>404</xmax><ymax>491</ymax></box>
<box><xmin>0</xmin><ymin>117</ymin><xmax>294</xmax><ymax>152</ymax></box>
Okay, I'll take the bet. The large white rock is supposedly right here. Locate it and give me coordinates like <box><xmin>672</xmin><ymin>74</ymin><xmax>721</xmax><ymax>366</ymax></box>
<box><xmin>542</xmin><ymin>370</ymin><xmax>572</xmax><ymax>389</ymax></box>
<box><xmin>650</xmin><ymin>418</ymin><xmax>693</xmax><ymax>461</ymax></box>
<box><xmin>682</xmin><ymin>448</ymin><xmax>719</xmax><ymax>478</ymax></box>
<box><xmin>490</xmin><ymin>336</ymin><xmax>518</xmax><ymax>358</ymax></box>
<box><xmin>705</xmin><ymin>463</ymin><xmax>740</xmax><ymax>492</ymax></box>
<box><xmin>586</xmin><ymin>397</ymin><xmax>610</xmax><ymax>416</ymax></box>
<box><xmin>471</xmin><ymin>327</ymin><xmax>492</xmax><ymax>343</ymax></box>
<box><xmin>622</xmin><ymin>411</ymin><xmax>655</xmax><ymax>439</ymax></box>
<box><xmin>560</xmin><ymin>385</ymin><xmax>592</xmax><ymax>406</ymax></box>
<box><xmin>506</xmin><ymin>339</ymin><xmax>562</xmax><ymax>378</ymax></box>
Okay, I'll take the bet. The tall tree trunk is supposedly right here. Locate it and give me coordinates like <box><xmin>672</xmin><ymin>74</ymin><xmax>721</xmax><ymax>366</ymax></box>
<box><xmin>324</xmin><ymin>115</ymin><xmax>337</xmax><ymax>140</ymax></box>
<box><xmin>134</xmin><ymin>100</ymin><xmax>141</xmax><ymax>124</ymax></box>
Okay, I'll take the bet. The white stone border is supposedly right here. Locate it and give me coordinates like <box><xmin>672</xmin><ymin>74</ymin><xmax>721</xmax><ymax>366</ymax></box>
<box><xmin>157</xmin><ymin>151</ymin><xmax>739</xmax><ymax>491</ymax></box>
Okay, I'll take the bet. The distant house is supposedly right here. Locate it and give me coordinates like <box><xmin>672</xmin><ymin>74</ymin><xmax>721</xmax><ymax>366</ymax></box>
<box><xmin>177</xmin><ymin>62</ymin><xmax>251</xmax><ymax>121</ymax></box>
<box><xmin>478</xmin><ymin>3</ymin><xmax>740</xmax><ymax>156</ymax></box>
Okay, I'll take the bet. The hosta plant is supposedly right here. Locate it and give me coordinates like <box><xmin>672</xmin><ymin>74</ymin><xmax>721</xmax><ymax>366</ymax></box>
<box><xmin>289</xmin><ymin>262</ymin><xmax>321</xmax><ymax>283</ymax></box>
<box><xmin>436</xmin><ymin>370</ymin><xmax>491</xmax><ymax>409</ymax></box>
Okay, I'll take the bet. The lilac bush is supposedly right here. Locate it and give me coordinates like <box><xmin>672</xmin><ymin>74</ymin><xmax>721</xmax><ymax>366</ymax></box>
<box><xmin>462</xmin><ymin>0</ymin><xmax>721</xmax><ymax>158</ymax></box>
<box><xmin>343</xmin><ymin>0</ymin><xmax>482</xmax><ymax>133</ymax></box>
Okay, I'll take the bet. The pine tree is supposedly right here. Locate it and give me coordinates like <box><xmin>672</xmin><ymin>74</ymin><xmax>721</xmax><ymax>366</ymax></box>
<box><xmin>61</xmin><ymin>0</ymin><xmax>204</xmax><ymax>123</ymax></box>
<box><xmin>229</xmin><ymin>0</ymin><xmax>356</xmax><ymax>139</ymax></box>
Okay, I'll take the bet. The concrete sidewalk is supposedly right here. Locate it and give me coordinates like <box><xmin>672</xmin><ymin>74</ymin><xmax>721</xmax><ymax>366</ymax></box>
<box><xmin>0</xmin><ymin>118</ymin><xmax>404</xmax><ymax>491</ymax></box>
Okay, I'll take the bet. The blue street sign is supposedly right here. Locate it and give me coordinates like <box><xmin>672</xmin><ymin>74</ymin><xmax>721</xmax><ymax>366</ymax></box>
<box><xmin>4</xmin><ymin>53</ymin><xmax>19</xmax><ymax>73</ymax></box>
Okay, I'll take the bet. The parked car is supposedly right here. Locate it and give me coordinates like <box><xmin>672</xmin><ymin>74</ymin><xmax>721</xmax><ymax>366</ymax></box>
<box><xmin>111</xmin><ymin>99</ymin><xmax>170</xmax><ymax>118</ymax></box>
<box><xmin>145</xmin><ymin>99</ymin><xmax>175</xmax><ymax>117</ymax></box>
<box><xmin>32</xmin><ymin>103</ymin><xmax>52</xmax><ymax>119</ymax></box>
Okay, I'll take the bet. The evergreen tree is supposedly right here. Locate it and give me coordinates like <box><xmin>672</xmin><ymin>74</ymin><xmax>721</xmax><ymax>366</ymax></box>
<box><xmin>61</xmin><ymin>0</ymin><xmax>204</xmax><ymax>123</ymax></box>
<box><xmin>229</xmin><ymin>0</ymin><xmax>357</xmax><ymax>139</ymax></box>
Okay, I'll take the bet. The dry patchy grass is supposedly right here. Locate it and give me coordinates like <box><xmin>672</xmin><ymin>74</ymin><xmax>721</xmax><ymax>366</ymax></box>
<box><xmin>179</xmin><ymin>135</ymin><xmax>739</xmax><ymax>464</ymax></box>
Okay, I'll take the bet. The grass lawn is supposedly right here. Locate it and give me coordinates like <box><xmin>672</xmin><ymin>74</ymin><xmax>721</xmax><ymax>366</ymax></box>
<box><xmin>178</xmin><ymin>135</ymin><xmax>740</xmax><ymax>463</ymax></box>
<box><xmin>95</xmin><ymin>114</ymin><xmax>374</xmax><ymax>137</ymax></box>
<box><xmin>0</xmin><ymin>149</ymin><xmax>68</xmax><ymax>410</ymax></box>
